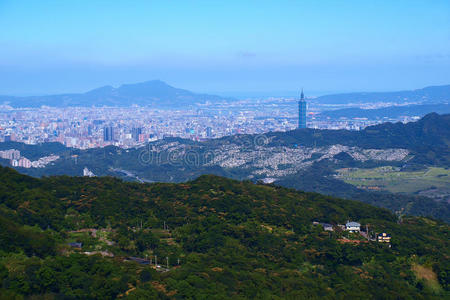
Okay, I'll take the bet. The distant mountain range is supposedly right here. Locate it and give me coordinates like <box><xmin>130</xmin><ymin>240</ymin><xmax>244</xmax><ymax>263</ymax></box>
<box><xmin>1</xmin><ymin>81</ymin><xmax>449</xmax><ymax>107</ymax></box>
<box><xmin>0</xmin><ymin>80</ymin><xmax>229</xmax><ymax>108</ymax></box>
<box><xmin>319</xmin><ymin>103</ymin><xmax>450</xmax><ymax>120</ymax></box>
<box><xmin>314</xmin><ymin>84</ymin><xmax>450</xmax><ymax>104</ymax></box>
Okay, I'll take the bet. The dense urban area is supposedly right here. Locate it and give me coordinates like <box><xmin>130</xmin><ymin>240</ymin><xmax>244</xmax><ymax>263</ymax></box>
<box><xmin>0</xmin><ymin>98</ymin><xmax>421</xmax><ymax>150</ymax></box>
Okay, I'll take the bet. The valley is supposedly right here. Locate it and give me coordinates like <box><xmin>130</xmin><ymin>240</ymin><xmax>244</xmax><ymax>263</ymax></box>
<box><xmin>335</xmin><ymin>166</ymin><xmax>450</xmax><ymax>201</ymax></box>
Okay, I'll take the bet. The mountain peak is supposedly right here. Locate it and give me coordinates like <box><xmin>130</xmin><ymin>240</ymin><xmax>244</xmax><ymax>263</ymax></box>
<box><xmin>119</xmin><ymin>80</ymin><xmax>172</xmax><ymax>89</ymax></box>
<box><xmin>116</xmin><ymin>80</ymin><xmax>183</xmax><ymax>98</ymax></box>
<box><xmin>85</xmin><ymin>85</ymin><xmax>115</xmax><ymax>95</ymax></box>
<box><xmin>142</xmin><ymin>79</ymin><xmax>170</xmax><ymax>86</ymax></box>
<box><xmin>421</xmin><ymin>112</ymin><xmax>441</xmax><ymax>120</ymax></box>
<box><xmin>1</xmin><ymin>80</ymin><xmax>228</xmax><ymax>107</ymax></box>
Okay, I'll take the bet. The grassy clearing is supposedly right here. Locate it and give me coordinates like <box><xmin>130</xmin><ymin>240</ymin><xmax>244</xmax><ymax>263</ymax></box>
<box><xmin>65</xmin><ymin>231</ymin><xmax>111</xmax><ymax>252</ymax></box>
<box><xmin>336</xmin><ymin>166</ymin><xmax>450</xmax><ymax>195</ymax></box>
<box><xmin>412</xmin><ymin>263</ymin><xmax>442</xmax><ymax>293</ymax></box>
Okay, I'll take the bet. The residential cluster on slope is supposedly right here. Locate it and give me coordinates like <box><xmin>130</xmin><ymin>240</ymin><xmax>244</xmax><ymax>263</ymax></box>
<box><xmin>0</xmin><ymin>148</ymin><xmax>59</xmax><ymax>168</ymax></box>
<box><xmin>313</xmin><ymin>220</ymin><xmax>391</xmax><ymax>244</ymax></box>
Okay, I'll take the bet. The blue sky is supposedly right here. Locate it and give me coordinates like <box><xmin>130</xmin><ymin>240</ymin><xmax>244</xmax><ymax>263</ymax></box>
<box><xmin>0</xmin><ymin>0</ymin><xmax>449</xmax><ymax>96</ymax></box>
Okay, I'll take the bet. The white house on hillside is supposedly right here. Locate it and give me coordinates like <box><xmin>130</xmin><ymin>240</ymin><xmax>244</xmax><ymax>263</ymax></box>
<box><xmin>345</xmin><ymin>221</ymin><xmax>361</xmax><ymax>232</ymax></box>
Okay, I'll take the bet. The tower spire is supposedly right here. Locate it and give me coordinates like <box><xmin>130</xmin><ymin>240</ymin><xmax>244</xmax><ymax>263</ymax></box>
<box><xmin>298</xmin><ymin>88</ymin><xmax>307</xmax><ymax>129</ymax></box>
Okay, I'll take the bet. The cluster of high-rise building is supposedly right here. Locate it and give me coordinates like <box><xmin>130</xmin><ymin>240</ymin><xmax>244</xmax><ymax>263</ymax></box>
<box><xmin>0</xmin><ymin>149</ymin><xmax>20</xmax><ymax>160</ymax></box>
<box><xmin>0</xmin><ymin>149</ymin><xmax>59</xmax><ymax>168</ymax></box>
<box><xmin>0</xmin><ymin>94</ymin><xmax>420</xmax><ymax>150</ymax></box>
<box><xmin>0</xmin><ymin>106</ymin><xmax>297</xmax><ymax>149</ymax></box>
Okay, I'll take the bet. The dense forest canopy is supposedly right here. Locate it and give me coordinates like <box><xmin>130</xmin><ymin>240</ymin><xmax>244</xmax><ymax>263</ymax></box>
<box><xmin>0</xmin><ymin>166</ymin><xmax>448</xmax><ymax>299</ymax></box>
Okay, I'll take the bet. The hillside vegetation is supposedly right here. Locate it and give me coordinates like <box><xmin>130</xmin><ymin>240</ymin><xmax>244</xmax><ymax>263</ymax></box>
<box><xmin>0</xmin><ymin>166</ymin><xmax>448</xmax><ymax>299</ymax></box>
<box><xmin>1</xmin><ymin>113</ymin><xmax>449</xmax><ymax>222</ymax></box>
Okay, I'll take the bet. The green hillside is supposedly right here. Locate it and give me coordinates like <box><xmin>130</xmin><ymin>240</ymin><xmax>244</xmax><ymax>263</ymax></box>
<box><xmin>1</xmin><ymin>113</ymin><xmax>450</xmax><ymax>223</ymax></box>
<box><xmin>0</xmin><ymin>166</ymin><xmax>448</xmax><ymax>299</ymax></box>
<box><xmin>276</xmin><ymin>160</ymin><xmax>450</xmax><ymax>222</ymax></box>
<box><xmin>336</xmin><ymin>166</ymin><xmax>450</xmax><ymax>195</ymax></box>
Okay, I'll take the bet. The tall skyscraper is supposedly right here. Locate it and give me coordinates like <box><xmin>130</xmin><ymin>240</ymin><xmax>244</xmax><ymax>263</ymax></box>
<box><xmin>132</xmin><ymin>127</ymin><xmax>142</xmax><ymax>142</ymax></box>
<box><xmin>206</xmin><ymin>127</ymin><xmax>213</xmax><ymax>137</ymax></box>
<box><xmin>103</xmin><ymin>126</ymin><xmax>114</xmax><ymax>142</ymax></box>
<box><xmin>298</xmin><ymin>89</ymin><xmax>307</xmax><ymax>129</ymax></box>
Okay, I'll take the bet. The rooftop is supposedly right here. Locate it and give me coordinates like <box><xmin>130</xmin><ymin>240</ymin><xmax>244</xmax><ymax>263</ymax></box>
<box><xmin>346</xmin><ymin>221</ymin><xmax>361</xmax><ymax>227</ymax></box>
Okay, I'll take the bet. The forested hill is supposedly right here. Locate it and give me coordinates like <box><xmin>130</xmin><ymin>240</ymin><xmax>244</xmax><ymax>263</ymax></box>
<box><xmin>0</xmin><ymin>166</ymin><xmax>449</xmax><ymax>299</ymax></box>
<box><xmin>261</xmin><ymin>112</ymin><xmax>450</xmax><ymax>165</ymax></box>
<box><xmin>314</xmin><ymin>84</ymin><xmax>450</xmax><ymax>104</ymax></box>
<box><xmin>1</xmin><ymin>113</ymin><xmax>449</xmax><ymax>223</ymax></box>
<box><xmin>318</xmin><ymin>103</ymin><xmax>450</xmax><ymax>120</ymax></box>
<box><xmin>3</xmin><ymin>113</ymin><xmax>448</xmax><ymax>166</ymax></box>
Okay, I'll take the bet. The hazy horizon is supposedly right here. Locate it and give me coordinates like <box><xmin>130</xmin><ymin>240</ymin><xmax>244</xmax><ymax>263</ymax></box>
<box><xmin>0</xmin><ymin>0</ymin><xmax>449</xmax><ymax>96</ymax></box>
<box><xmin>3</xmin><ymin>79</ymin><xmax>449</xmax><ymax>99</ymax></box>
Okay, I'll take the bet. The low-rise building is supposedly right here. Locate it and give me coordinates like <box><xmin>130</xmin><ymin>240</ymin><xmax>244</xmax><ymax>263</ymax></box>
<box><xmin>312</xmin><ymin>221</ymin><xmax>334</xmax><ymax>231</ymax></box>
<box><xmin>83</xmin><ymin>167</ymin><xmax>96</xmax><ymax>177</ymax></box>
<box><xmin>345</xmin><ymin>221</ymin><xmax>361</xmax><ymax>232</ymax></box>
<box><xmin>127</xmin><ymin>257</ymin><xmax>150</xmax><ymax>265</ymax></box>
<box><xmin>377</xmin><ymin>232</ymin><xmax>391</xmax><ymax>243</ymax></box>
<box><xmin>321</xmin><ymin>223</ymin><xmax>334</xmax><ymax>231</ymax></box>
<box><xmin>68</xmin><ymin>242</ymin><xmax>83</xmax><ymax>248</ymax></box>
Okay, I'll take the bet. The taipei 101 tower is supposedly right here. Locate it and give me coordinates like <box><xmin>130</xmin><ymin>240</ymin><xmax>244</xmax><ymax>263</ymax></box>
<box><xmin>298</xmin><ymin>89</ymin><xmax>307</xmax><ymax>128</ymax></box>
